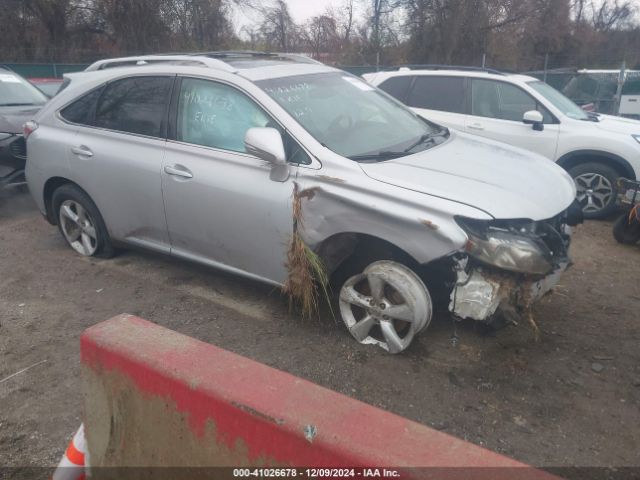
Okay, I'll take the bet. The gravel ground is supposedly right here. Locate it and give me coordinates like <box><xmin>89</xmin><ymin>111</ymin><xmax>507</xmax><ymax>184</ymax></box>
<box><xmin>1</xmin><ymin>186</ymin><xmax>639</xmax><ymax>471</ymax></box>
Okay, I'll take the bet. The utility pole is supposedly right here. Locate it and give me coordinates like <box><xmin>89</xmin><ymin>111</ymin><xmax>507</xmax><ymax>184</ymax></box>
<box><xmin>615</xmin><ymin>60</ymin><xmax>626</xmax><ymax>116</ymax></box>
<box><xmin>543</xmin><ymin>53</ymin><xmax>549</xmax><ymax>83</ymax></box>
<box><xmin>482</xmin><ymin>53</ymin><xmax>486</xmax><ymax>69</ymax></box>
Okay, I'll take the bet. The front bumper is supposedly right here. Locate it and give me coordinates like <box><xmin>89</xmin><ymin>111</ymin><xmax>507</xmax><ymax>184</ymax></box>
<box><xmin>449</xmin><ymin>260</ymin><xmax>569</xmax><ymax>322</ymax></box>
<box><xmin>0</xmin><ymin>134</ymin><xmax>26</xmax><ymax>172</ymax></box>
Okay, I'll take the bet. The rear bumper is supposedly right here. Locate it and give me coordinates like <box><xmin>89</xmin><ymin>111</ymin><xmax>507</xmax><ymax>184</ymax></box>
<box><xmin>449</xmin><ymin>261</ymin><xmax>570</xmax><ymax>322</ymax></box>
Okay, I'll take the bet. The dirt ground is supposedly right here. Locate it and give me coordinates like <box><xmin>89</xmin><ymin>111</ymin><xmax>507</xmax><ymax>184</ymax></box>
<box><xmin>1</xmin><ymin>185</ymin><xmax>639</xmax><ymax>472</ymax></box>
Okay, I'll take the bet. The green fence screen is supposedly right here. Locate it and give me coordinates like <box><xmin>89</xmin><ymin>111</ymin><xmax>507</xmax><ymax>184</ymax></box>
<box><xmin>3</xmin><ymin>63</ymin><xmax>88</xmax><ymax>78</ymax></box>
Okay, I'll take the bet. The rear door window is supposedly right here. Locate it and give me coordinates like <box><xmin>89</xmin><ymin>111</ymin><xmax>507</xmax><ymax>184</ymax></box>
<box><xmin>93</xmin><ymin>76</ymin><xmax>173</xmax><ymax>138</ymax></box>
<box><xmin>406</xmin><ymin>76</ymin><xmax>466</xmax><ymax>113</ymax></box>
<box><xmin>377</xmin><ymin>76</ymin><xmax>413</xmax><ymax>103</ymax></box>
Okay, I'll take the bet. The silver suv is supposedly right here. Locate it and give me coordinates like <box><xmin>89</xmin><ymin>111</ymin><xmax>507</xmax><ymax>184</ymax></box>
<box><xmin>25</xmin><ymin>52</ymin><xmax>581</xmax><ymax>353</ymax></box>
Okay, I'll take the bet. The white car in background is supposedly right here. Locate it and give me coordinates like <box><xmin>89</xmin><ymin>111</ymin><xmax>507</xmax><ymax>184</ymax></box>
<box><xmin>364</xmin><ymin>67</ymin><xmax>640</xmax><ymax>218</ymax></box>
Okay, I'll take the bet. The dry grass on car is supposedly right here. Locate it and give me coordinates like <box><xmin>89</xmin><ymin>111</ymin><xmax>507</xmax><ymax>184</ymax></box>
<box><xmin>283</xmin><ymin>183</ymin><xmax>332</xmax><ymax>320</ymax></box>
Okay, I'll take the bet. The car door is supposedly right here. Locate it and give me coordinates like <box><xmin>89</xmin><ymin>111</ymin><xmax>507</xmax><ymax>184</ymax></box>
<box><xmin>162</xmin><ymin>76</ymin><xmax>296</xmax><ymax>285</ymax></box>
<box><xmin>465</xmin><ymin>78</ymin><xmax>560</xmax><ymax>159</ymax></box>
<box><xmin>66</xmin><ymin>75</ymin><xmax>174</xmax><ymax>252</ymax></box>
<box><xmin>404</xmin><ymin>76</ymin><xmax>468</xmax><ymax>131</ymax></box>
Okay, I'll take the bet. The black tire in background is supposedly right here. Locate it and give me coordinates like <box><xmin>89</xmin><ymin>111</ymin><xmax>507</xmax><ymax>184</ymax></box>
<box><xmin>612</xmin><ymin>213</ymin><xmax>640</xmax><ymax>245</ymax></box>
<box><xmin>51</xmin><ymin>183</ymin><xmax>116</xmax><ymax>258</ymax></box>
<box><xmin>569</xmin><ymin>162</ymin><xmax>620</xmax><ymax>219</ymax></box>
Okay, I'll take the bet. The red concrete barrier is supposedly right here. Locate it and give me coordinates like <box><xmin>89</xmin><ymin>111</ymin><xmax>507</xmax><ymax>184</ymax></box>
<box><xmin>80</xmin><ymin>314</ymin><xmax>559</xmax><ymax>479</ymax></box>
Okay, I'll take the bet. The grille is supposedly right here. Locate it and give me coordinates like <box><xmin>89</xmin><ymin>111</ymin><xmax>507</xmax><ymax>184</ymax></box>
<box><xmin>9</xmin><ymin>136</ymin><xmax>26</xmax><ymax>159</ymax></box>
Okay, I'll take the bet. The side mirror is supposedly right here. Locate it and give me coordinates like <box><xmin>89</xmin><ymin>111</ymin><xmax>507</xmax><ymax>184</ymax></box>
<box><xmin>523</xmin><ymin>110</ymin><xmax>544</xmax><ymax>131</ymax></box>
<box><xmin>245</xmin><ymin>127</ymin><xmax>286</xmax><ymax>164</ymax></box>
<box><xmin>245</xmin><ymin>127</ymin><xmax>289</xmax><ymax>182</ymax></box>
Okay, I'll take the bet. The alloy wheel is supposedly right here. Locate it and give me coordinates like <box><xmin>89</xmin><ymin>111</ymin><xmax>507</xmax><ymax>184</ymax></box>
<box><xmin>339</xmin><ymin>261</ymin><xmax>432</xmax><ymax>354</ymax></box>
<box><xmin>574</xmin><ymin>172</ymin><xmax>613</xmax><ymax>214</ymax></box>
<box><xmin>59</xmin><ymin>200</ymin><xmax>98</xmax><ymax>256</ymax></box>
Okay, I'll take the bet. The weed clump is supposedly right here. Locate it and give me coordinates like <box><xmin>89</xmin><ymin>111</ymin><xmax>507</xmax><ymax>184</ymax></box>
<box><xmin>283</xmin><ymin>183</ymin><xmax>332</xmax><ymax>319</ymax></box>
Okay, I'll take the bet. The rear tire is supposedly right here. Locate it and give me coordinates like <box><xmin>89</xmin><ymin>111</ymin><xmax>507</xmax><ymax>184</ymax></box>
<box><xmin>569</xmin><ymin>162</ymin><xmax>619</xmax><ymax>219</ymax></box>
<box><xmin>52</xmin><ymin>184</ymin><xmax>115</xmax><ymax>258</ymax></box>
<box><xmin>613</xmin><ymin>213</ymin><xmax>640</xmax><ymax>245</ymax></box>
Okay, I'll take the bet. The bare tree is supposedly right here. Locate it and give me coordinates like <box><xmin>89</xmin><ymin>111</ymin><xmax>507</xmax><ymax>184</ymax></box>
<box><xmin>302</xmin><ymin>14</ymin><xmax>339</xmax><ymax>60</ymax></box>
<box><xmin>591</xmin><ymin>0</ymin><xmax>634</xmax><ymax>32</ymax></box>
<box><xmin>258</xmin><ymin>0</ymin><xmax>297</xmax><ymax>51</ymax></box>
<box><xmin>2</xmin><ymin>0</ymin><xmax>640</xmax><ymax>70</ymax></box>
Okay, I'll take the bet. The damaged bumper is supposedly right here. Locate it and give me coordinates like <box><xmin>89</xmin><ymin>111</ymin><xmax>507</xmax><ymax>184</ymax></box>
<box><xmin>0</xmin><ymin>134</ymin><xmax>26</xmax><ymax>172</ymax></box>
<box><xmin>449</xmin><ymin>261</ymin><xmax>569</xmax><ymax>322</ymax></box>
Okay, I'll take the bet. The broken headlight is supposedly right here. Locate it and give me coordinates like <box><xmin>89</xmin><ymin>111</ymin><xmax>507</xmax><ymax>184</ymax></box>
<box><xmin>455</xmin><ymin>217</ymin><xmax>554</xmax><ymax>275</ymax></box>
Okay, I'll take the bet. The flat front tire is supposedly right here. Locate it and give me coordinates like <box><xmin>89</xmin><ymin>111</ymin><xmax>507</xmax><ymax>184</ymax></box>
<box><xmin>338</xmin><ymin>260</ymin><xmax>432</xmax><ymax>354</ymax></box>
<box><xmin>52</xmin><ymin>184</ymin><xmax>115</xmax><ymax>258</ymax></box>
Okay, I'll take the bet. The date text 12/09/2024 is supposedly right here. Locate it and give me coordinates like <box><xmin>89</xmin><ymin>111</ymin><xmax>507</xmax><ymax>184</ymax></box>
<box><xmin>233</xmin><ymin>468</ymin><xmax>401</xmax><ymax>478</ymax></box>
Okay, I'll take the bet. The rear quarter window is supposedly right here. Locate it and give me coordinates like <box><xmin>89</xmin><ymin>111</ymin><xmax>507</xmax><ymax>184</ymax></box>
<box><xmin>59</xmin><ymin>87</ymin><xmax>103</xmax><ymax>125</ymax></box>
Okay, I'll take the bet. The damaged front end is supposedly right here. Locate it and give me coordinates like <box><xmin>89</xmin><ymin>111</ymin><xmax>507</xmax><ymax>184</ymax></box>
<box><xmin>448</xmin><ymin>203</ymin><xmax>581</xmax><ymax>323</ymax></box>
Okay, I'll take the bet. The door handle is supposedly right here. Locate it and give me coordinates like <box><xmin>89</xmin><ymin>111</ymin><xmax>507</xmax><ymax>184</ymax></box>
<box><xmin>468</xmin><ymin>123</ymin><xmax>485</xmax><ymax>131</ymax></box>
<box><xmin>164</xmin><ymin>165</ymin><xmax>193</xmax><ymax>179</ymax></box>
<box><xmin>71</xmin><ymin>145</ymin><xmax>93</xmax><ymax>157</ymax></box>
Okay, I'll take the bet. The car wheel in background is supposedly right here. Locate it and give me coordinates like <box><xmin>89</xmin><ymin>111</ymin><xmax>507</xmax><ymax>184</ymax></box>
<box><xmin>52</xmin><ymin>184</ymin><xmax>115</xmax><ymax>258</ymax></box>
<box><xmin>338</xmin><ymin>260</ymin><xmax>432</xmax><ymax>354</ymax></box>
<box><xmin>569</xmin><ymin>162</ymin><xmax>619</xmax><ymax>219</ymax></box>
<box><xmin>613</xmin><ymin>213</ymin><xmax>640</xmax><ymax>245</ymax></box>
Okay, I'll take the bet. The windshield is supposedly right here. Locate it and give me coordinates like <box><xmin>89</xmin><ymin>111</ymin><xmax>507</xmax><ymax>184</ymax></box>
<box><xmin>527</xmin><ymin>80</ymin><xmax>589</xmax><ymax>120</ymax></box>
<box><xmin>256</xmin><ymin>72</ymin><xmax>447</xmax><ymax>160</ymax></box>
<box><xmin>0</xmin><ymin>71</ymin><xmax>48</xmax><ymax>107</ymax></box>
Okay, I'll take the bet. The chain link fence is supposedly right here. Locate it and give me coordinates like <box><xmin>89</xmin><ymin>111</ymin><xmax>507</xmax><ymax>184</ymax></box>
<box><xmin>6</xmin><ymin>52</ymin><xmax>640</xmax><ymax>117</ymax></box>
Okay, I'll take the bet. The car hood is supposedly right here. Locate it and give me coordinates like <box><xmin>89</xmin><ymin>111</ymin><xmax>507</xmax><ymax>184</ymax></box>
<box><xmin>593</xmin><ymin>114</ymin><xmax>640</xmax><ymax>135</ymax></box>
<box><xmin>359</xmin><ymin>131</ymin><xmax>576</xmax><ymax>220</ymax></box>
<box><xmin>0</xmin><ymin>106</ymin><xmax>41</xmax><ymax>134</ymax></box>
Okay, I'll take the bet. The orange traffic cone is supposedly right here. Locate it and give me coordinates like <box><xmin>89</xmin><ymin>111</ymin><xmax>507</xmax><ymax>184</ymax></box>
<box><xmin>52</xmin><ymin>424</ymin><xmax>87</xmax><ymax>480</ymax></box>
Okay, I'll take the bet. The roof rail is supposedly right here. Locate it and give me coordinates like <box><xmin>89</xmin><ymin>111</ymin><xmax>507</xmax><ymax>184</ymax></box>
<box><xmin>84</xmin><ymin>51</ymin><xmax>323</xmax><ymax>73</ymax></box>
<box><xmin>396</xmin><ymin>64</ymin><xmax>506</xmax><ymax>76</ymax></box>
<box><xmin>161</xmin><ymin>50</ymin><xmax>322</xmax><ymax>65</ymax></box>
<box><xmin>217</xmin><ymin>51</ymin><xmax>321</xmax><ymax>65</ymax></box>
<box><xmin>84</xmin><ymin>55</ymin><xmax>238</xmax><ymax>73</ymax></box>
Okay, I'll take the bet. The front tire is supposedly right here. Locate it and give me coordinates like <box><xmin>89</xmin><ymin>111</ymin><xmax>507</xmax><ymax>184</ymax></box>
<box><xmin>52</xmin><ymin>184</ymin><xmax>115</xmax><ymax>258</ymax></box>
<box><xmin>338</xmin><ymin>260</ymin><xmax>432</xmax><ymax>354</ymax></box>
<box><xmin>570</xmin><ymin>162</ymin><xmax>619</xmax><ymax>219</ymax></box>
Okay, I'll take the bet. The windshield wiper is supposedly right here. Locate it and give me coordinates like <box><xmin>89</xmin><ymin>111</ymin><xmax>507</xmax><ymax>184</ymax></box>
<box><xmin>403</xmin><ymin>134</ymin><xmax>435</xmax><ymax>153</ymax></box>
<box><xmin>403</xmin><ymin>128</ymin><xmax>450</xmax><ymax>153</ymax></box>
<box><xmin>349</xmin><ymin>128</ymin><xmax>450</xmax><ymax>162</ymax></box>
<box><xmin>348</xmin><ymin>151</ymin><xmax>408</xmax><ymax>162</ymax></box>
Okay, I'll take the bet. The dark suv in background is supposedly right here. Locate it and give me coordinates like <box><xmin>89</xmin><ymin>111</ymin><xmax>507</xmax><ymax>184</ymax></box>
<box><xmin>0</xmin><ymin>66</ymin><xmax>48</xmax><ymax>185</ymax></box>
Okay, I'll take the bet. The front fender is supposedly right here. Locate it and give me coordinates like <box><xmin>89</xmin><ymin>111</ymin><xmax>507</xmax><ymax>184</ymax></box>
<box><xmin>557</xmin><ymin>149</ymin><xmax>638</xmax><ymax>180</ymax></box>
<box><xmin>295</xmin><ymin>175</ymin><xmax>489</xmax><ymax>265</ymax></box>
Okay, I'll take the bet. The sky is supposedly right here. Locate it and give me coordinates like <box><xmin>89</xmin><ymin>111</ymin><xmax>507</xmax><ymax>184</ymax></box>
<box><xmin>232</xmin><ymin>0</ymin><xmax>362</xmax><ymax>35</ymax></box>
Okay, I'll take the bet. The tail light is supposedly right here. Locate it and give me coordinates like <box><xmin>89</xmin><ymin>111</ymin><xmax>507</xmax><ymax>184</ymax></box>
<box><xmin>23</xmin><ymin>121</ymin><xmax>38</xmax><ymax>140</ymax></box>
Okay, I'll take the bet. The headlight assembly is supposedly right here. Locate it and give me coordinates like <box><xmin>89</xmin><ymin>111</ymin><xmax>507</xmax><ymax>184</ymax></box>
<box><xmin>632</xmin><ymin>134</ymin><xmax>640</xmax><ymax>145</ymax></box>
<box><xmin>455</xmin><ymin>217</ymin><xmax>554</xmax><ymax>275</ymax></box>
